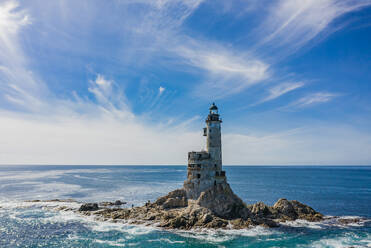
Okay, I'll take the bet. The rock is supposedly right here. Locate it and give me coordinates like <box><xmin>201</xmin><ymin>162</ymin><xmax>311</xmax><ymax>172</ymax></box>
<box><xmin>69</xmin><ymin>194</ymin><xmax>323</xmax><ymax>230</ymax></box>
<box><xmin>169</xmin><ymin>216</ymin><xmax>188</xmax><ymax>229</ymax></box>
<box><xmin>99</xmin><ymin>202</ymin><xmax>113</xmax><ymax>207</ymax></box>
<box><xmin>205</xmin><ymin>217</ymin><xmax>228</xmax><ymax>228</ymax></box>
<box><xmin>196</xmin><ymin>183</ymin><xmax>246</xmax><ymax>219</ymax></box>
<box><xmin>259</xmin><ymin>219</ymin><xmax>279</xmax><ymax>228</ymax></box>
<box><xmin>248</xmin><ymin>202</ymin><xmax>272</xmax><ymax>217</ymax></box>
<box><xmin>26</xmin><ymin>199</ymin><xmax>77</xmax><ymax>203</ymax></box>
<box><xmin>79</xmin><ymin>203</ymin><xmax>99</xmax><ymax>211</ymax></box>
<box><xmin>272</xmin><ymin>198</ymin><xmax>323</xmax><ymax>221</ymax></box>
<box><xmin>290</xmin><ymin>200</ymin><xmax>323</xmax><ymax>221</ymax></box>
<box><xmin>155</xmin><ymin>189</ymin><xmax>187</xmax><ymax>207</ymax></box>
<box><xmin>46</xmin><ymin>187</ymin><xmax>323</xmax><ymax>230</ymax></box>
<box><xmin>100</xmin><ymin>200</ymin><xmax>127</xmax><ymax>207</ymax></box>
<box><xmin>230</xmin><ymin>218</ymin><xmax>252</xmax><ymax>229</ymax></box>
<box><xmin>114</xmin><ymin>200</ymin><xmax>126</xmax><ymax>205</ymax></box>
<box><xmin>338</xmin><ymin>218</ymin><xmax>362</xmax><ymax>225</ymax></box>
<box><xmin>272</xmin><ymin>198</ymin><xmax>297</xmax><ymax>220</ymax></box>
<box><xmin>162</xmin><ymin>197</ymin><xmax>187</xmax><ymax>209</ymax></box>
<box><xmin>201</xmin><ymin>213</ymin><xmax>213</xmax><ymax>224</ymax></box>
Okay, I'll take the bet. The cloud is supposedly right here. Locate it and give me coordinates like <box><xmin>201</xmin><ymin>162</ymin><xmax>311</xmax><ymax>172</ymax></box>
<box><xmin>159</xmin><ymin>86</ymin><xmax>165</xmax><ymax>95</ymax></box>
<box><xmin>224</xmin><ymin>125</ymin><xmax>371</xmax><ymax>165</ymax></box>
<box><xmin>175</xmin><ymin>43</ymin><xmax>270</xmax><ymax>97</ymax></box>
<box><xmin>294</xmin><ymin>92</ymin><xmax>339</xmax><ymax>107</ymax></box>
<box><xmin>0</xmin><ymin>0</ymin><xmax>48</xmax><ymax>112</ymax></box>
<box><xmin>0</xmin><ymin>111</ymin><xmax>203</xmax><ymax>165</ymax></box>
<box><xmin>0</xmin><ymin>0</ymin><xmax>370</xmax><ymax>166</ymax></box>
<box><xmin>87</xmin><ymin>75</ymin><xmax>133</xmax><ymax>119</ymax></box>
<box><xmin>258</xmin><ymin>81</ymin><xmax>304</xmax><ymax>104</ymax></box>
<box><xmin>258</xmin><ymin>0</ymin><xmax>371</xmax><ymax>52</ymax></box>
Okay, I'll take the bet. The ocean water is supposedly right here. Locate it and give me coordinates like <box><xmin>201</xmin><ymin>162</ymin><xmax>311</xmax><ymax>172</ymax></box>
<box><xmin>0</xmin><ymin>165</ymin><xmax>370</xmax><ymax>247</ymax></box>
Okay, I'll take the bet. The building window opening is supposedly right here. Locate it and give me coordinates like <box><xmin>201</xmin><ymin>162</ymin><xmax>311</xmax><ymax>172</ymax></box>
<box><xmin>197</xmin><ymin>174</ymin><xmax>201</xmax><ymax>179</ymax></box>
<box><xmin>214</xmin><ymin>180</ymin><xmax>216</xmax><ymax>186</ymax></box>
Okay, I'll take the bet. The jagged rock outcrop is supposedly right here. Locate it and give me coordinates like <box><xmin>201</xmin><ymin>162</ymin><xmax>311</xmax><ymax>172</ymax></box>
<box><xmin>99</xmin><ymin>200</ymin><xmax>127</xmax><ymax>207</ymax></box>
<box><xmin>272</xmin><ymin>198</ymin><xmax>323</xmax><ymax>222</ymax></box>
<box><xmin>73</xmin><ymin>186</ymin><xmax>323</xmax><ymax>230</ymax></box>
<box><xmin>155</xmin><ymin>189</ymin><xmax>188</xmax><ymax>209</ymax></box>
<box><xmin>79</xmin><ymin>203</ymin><xmax>99</xmax><ymax>211</ymax></box>
<box><xmin>196</xmin><ymin>183</ymin><xmax>247</xmax><ymax>219</ymax></box>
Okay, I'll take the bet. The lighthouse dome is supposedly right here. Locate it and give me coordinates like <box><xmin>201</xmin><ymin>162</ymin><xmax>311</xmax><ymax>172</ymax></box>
<box><xmin>209</xmin><ymin>103</ymin><xmax>218</xmax><ymax>114</ymax></box>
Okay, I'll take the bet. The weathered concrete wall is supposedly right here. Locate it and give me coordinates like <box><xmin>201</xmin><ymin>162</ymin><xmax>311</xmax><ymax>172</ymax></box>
<box><xmin>184</xmin><ymin>106</ymin><xmax>226</xmax><ymax>199</ymax></box>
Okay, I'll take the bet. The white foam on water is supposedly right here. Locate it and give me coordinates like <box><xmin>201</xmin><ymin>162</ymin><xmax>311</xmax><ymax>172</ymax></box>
<box><xmin>310</xmin><ymin>233</ymin><xmax>371</xmax><ymax>248</ymax></box>
<box><xmin>0</xmin><ymin>181</ymin><xmax>85</xmax><ymax>201</ymax></box>
<box><xmin>222</xmin><ymin>225</ymin><xmax>280</xmax><ymax>237</ymax></box>
<box><xmin>281</xmin><ymin>219</ymin><xmax>324</xmax><ymax>229</ymax></box>
<box><xmin>148</xmin><ymin>238</ymin><xmax>185</xmax><ymax>244</ymax></box>
<box><xmin>90</xmin><ymin>221</ymin><xmax>157</xmax><ymax>236</ymax></box>
<box><xmin>281</xmin><ymin>215</ymin><xmax>371</xmax><ymax>229</ymax></box>
<box><xmin>175</xmin><ymin>231</ymin><xmax>233</xmax><ymax>243</ymax></box>
<box><xmin>127</xmin><ymin>242</ymin><xmax>141</xmax><ymax>246</ymax></box>
<box><xmin>94</xmin><ymin>239</ymin><xmax>127</xmax><ymax>247</ymax></box>
<box><xmin>68</xmin><ymin>234</ymin><xmax>129</xmax><ymax>247</ymax></box>
<box><xmin>0</xmin><ymin>199</ymin><xmax>81</xmax><ymax>210</ymax></box>
<box><xmin>0</xmin><ymin>199</ymin><xmax>156</xmax><ymax>239</ymax></box>
<box><xmin>174</xmin><ymin>225</ymin><xmax>278</xmax><ymax>243</ymax></box>
<box><xmin>40</xmin><ymin>210</ymin><xmax>89</xmax><ymax>224</ymax></box>
<box><xmin>336</xmin><ymin>216</ymin><xmax>371</xmax><ymax>227</ymax></box>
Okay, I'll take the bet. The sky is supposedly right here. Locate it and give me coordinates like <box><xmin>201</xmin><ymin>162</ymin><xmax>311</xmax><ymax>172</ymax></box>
<box><xmin>0</xmin><ymin>0</ymin><xmax>371</xmax><ymax>165</ymax></box>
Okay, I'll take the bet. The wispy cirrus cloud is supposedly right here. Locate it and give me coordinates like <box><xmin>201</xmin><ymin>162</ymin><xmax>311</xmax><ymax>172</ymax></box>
<box><xmin>258</xmin><ymin>0</ymin><xmax>371</xmax><ymax>52</ymax></box>
<box><xmin>258</xmin><ymin>81</ymin><xmax>304</xmax><ymax>104</ymax></box>
<box><xmin>0</xmin><ymin>0</ymin><xmax>47</xmax><ymax>112</ymax></box>
<box><xmin>175</xmin><ymin>44</ymin><xmax>269</xmax><ymax>97</ymax></box>
<box><xmin>294</xmin><ymin>92</ymin><xmax>339</xmax><ymax>107</ymax></box>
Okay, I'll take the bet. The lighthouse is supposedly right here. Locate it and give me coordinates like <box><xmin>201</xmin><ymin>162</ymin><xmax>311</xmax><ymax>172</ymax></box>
<box><xmin>184</xmin><ymin>103</ymin><xmax>227</xmax><ymax>199</ymax></box>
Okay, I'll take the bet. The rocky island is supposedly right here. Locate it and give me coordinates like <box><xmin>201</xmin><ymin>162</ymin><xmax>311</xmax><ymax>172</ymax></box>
<box><xmin>70</xmin><ymin>103</ymin><xmax>324</xmax><ymax>230</ymax></box>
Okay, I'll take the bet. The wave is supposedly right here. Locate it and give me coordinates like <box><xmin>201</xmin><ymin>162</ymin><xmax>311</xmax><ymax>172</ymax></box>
<box><xmin>94</xmin><ymin>239</ymin><xmax>127</xmax><ymax>247</ymax></box>
<box><xmin>0</xmin><ymin>199</ymin><xmax>81</xmax><ymax>210</ymax></box>
<box><xmin>281</xmin><ymin>216</ymin><xmax>371</xmax><ymax>229</ymax></box>
<box><xmin>174</xmin><ymin>225</ymin><xmax>279</xmax><ymax>243</ymax></box>
<box><xmin>148</xmin><ymin>238</ymin><xmax>185</xmax><ymax>244</ymax></box>
<box><xmin>310</xmin><ymin>233</ymin><xmax>371</xmax><ymax>248</ymax></box>
<box><xmin>0</xmin><ymin>168</ymin><xmax>112</xmax><ymax>180</ymax></box>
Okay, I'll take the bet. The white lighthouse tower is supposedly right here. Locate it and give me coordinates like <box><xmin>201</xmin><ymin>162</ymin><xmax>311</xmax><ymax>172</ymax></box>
<box><xmin>184</xmin><ymin>103</ymin><xmax>226</xmax><ymax>199</ymax></box>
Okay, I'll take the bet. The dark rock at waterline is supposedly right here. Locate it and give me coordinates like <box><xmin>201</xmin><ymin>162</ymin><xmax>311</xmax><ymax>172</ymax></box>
<box><xmin>114</xmin><ymin>200</ymin><xmax>126</xmax><ymax>205</ymax></box>
<box><xmin>99</xmin><ymin>200</ymin><xmax>127</xmax><ymax>207</ymax></box>
<box><xmin>338</xmin><ymin>218</ymin><xmax>362</xmax><ymax>225</ymax></box>
<box><xmin>79</xmin><ymin>203</ymin><xmax>99</xmax><ymax>211</ymax></box>
<box><xmin>26</xmin><ymin>199</ymin><xmax>77</xmax><ymax>203</ymax></box>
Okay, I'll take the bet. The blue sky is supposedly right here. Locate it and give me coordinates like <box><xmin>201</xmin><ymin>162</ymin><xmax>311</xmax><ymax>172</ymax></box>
<box><xmin>0</xmin><ymin>0</ymin><xmax>371</xmax><ymax>165</ymax></box>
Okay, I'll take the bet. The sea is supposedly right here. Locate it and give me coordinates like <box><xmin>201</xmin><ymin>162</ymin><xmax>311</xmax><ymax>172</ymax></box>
<box><xmin>0</xmin><ymin>165</ymin><xmax>370</xmax><ymax>248</ymax></box>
